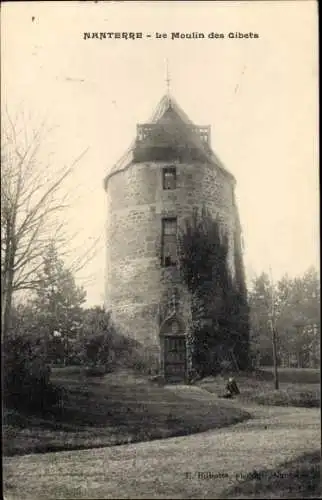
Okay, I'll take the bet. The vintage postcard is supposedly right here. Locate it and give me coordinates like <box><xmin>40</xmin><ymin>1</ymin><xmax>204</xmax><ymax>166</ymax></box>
<box><xmin>2</xmin><ymin>1</ymin><xmax>320</xmax><ymax>499</ymax></box>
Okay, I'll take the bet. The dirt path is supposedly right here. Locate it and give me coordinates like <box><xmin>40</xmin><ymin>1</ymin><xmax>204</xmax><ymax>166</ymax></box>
<box><xmin>3</xmin><ymin>390</ymin><xmax>320</xmax><ymax>500</ymax></box>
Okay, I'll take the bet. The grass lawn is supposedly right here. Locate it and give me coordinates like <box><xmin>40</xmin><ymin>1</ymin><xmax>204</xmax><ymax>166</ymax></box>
<box><xmin>3</xmin><ymin>367</ymin><xmax>250</xmax><ymax>457</ymax></box>
<box><xmin>220</xmin><ymin>450</ymin><xmax>321</xmax><ymax>499</ymax></box>
<box><xmin>4</xmin><ymin>405</ymin><xmax>320</xmax><ymax>499</ymax></box>
<box><xmin>198</xmin><ymin>368</ymin><xmax>320</xmax><ymax>408</ymax></box>
<box><xmin>260</xmin><ymin>367</ymin><xmax>320</xmax><ymax>384</ymax></box>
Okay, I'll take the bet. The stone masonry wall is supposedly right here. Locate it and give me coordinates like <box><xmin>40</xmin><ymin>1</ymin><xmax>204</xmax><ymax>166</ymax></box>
<box><xmin>105</xmin><ymin>160</ymin><xmax>239</xmax><ymax>358</ymax></box>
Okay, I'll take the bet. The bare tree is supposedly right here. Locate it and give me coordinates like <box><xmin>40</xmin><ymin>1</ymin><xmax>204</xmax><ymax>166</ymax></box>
<box><xmin>1</xmin><ymin>110</ymin><xmax>89</xmax><ymax>336</ymax></box>
<box><xmin>268</xmin><ymin>267</ymin><xmax>279</xmax><ymax>390</ymax></box>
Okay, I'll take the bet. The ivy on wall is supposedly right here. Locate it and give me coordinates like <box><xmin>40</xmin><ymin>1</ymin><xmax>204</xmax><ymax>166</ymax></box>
<box><xmin>177</xmin><ymin>205</ymin><xmax>250</xmax><ymax>376</ymax></box>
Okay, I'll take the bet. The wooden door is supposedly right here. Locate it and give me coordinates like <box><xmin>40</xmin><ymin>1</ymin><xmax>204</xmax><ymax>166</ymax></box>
<box><xmin>164</xmin><ymin>336</ymin><xmax>186</xmax><ymax>382</ymax></box>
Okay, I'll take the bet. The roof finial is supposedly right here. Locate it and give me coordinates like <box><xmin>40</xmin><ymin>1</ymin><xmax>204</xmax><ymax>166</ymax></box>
<box><xmin>165</xmin><ymin>58</ymin><xmax>171</xmax><ymax>99</ymax></box>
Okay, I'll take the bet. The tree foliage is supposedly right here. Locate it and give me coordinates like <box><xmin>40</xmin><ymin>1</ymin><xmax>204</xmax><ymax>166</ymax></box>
<box><xmin>2</xmin><ymin>317</ymin><xmax>62</xmax><ymax>414</ymax></box>
<box><xmin>77</xmin><ymin>307</ymin><xmax>115</xmax><ymax>369</ymax></box>
<box><xmin>75</xmin><ymin>306</ymin><xmax>147</xmax><ymax>373</ymax></box>
<box><xmin>248</xmin><ymin>272</ymin><xmax>273</xmax><ymax>365</ymax></box>
<box><xmin>249</xmin><ymin>267</ymin><xmax>320</xmax><ymax>367</ymax></box>
<box><xmin>2</xmin><ymin>244</ymin><xmax>86</xmax><ymax>412</ymax></box>
<box><xmin>33</xmin><ymin>242</ymin><xmax>86</xmax><ymax>363</ymax></box>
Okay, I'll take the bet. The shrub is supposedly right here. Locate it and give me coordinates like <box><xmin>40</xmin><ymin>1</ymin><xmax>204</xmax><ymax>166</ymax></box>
<box><xmin>84</xmin><ymin>366</ymin><xmax>106</xmax><ymax>377</ymax></box>
<box><xmin>76</xmin><ymin>307</ymin><xmax>119</xmax><ymax>369</ymax></box>
<box><xmin>75</xmin><ymin>307</ymin><xmax>153</xmax><ymax>375</ymax></box>
<box><xmin>149</xmin><ymin>374</ymin><xmax>165</xmax><ymax>385</ymax></box>
<box><xmin>3</xmin><ymin>332</ymin><xmax>62</xmax><ymax>414</ymax></box>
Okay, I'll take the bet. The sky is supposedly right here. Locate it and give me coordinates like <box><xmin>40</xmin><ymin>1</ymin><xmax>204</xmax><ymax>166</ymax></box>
<box><xmin>2</xmin><ymin>1</ymin><xmax>319</xmax><ymax>306</ymax></box>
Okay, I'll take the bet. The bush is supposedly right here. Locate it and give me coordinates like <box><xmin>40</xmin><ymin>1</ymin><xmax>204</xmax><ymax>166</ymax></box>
<box><xmin>76</xmin><ymin>307</ymin><xmax>120</xmax><ymax>369</ymax></box>
<box><xmin>149</xmin><ymin>374</ymin><xmax>165</xmax><ymax>385</ymax></box>
<box><xmin>84</xmin><ymin>365</ymin><xmax>106</xmax><ymax>377</ymax></box>
<box><xmin>75</xmin><ymin>307</ymin><xmax>154</xmax><ymax>375</ymax></box>
<box><xmin>3</xmin><ymin>332</ymin><xmax>62</xmax><ymax>414</ymax></box>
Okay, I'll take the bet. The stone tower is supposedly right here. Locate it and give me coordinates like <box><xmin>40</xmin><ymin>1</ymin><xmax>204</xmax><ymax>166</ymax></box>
<box><xmin>104</xmin><ymin>94</ymin><xmax>245</xmax><ymax>381</ymax></box>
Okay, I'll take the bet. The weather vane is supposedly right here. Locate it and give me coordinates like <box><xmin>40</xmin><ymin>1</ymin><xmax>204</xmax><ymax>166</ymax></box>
<box><xmin>165</xmin><ymin>58</ymin><xmax>171</xmax><ymax>96</ymax></box>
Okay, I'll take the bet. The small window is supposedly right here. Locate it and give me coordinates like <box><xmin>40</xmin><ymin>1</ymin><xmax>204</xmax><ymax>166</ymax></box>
<box><xmin>163</xmin><ymin>167</ymin><xmax>176</xmax><ymax>190</ymax></box>
<box><xmin>161</xmin><ymin>218</ymin><xmax>177</xmax><ymax>267</ymax></box>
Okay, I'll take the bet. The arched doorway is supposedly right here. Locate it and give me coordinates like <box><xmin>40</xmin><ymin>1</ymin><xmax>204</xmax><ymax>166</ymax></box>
<box><xmin>160</xmin><ymin>313</ymin><xmax>187</xmax><ymax>383</ymax></box>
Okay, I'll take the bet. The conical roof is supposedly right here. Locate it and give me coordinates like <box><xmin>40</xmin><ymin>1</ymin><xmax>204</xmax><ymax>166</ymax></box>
<box><xmin>104</xmin><ymin>94</ymin><xmax>234</xmax><ymax>186</ymax></box>
<box><xmin>148</xmin><ymin>94</ymin><xmax>193</xmax><ymax>124</ymax></box>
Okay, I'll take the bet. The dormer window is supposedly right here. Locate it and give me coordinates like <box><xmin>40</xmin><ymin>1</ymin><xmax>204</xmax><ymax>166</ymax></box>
<box><xmin>163</xmin><ymin>167</ymin><xmax>176</xmax><ymax>190</ymax></box>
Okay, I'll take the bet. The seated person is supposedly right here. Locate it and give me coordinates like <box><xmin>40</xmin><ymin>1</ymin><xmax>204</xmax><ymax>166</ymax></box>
<box><xmin>223</xmin><ymin>377</ymin><xmax>240</xmax><ymax>398</ymax></box>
